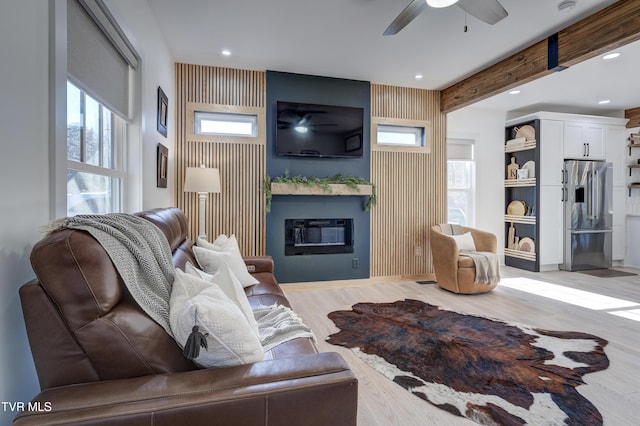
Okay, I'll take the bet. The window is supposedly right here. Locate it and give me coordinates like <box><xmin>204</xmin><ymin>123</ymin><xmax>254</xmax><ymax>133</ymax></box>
<box><xmin>194</xmin><ymin>111</ymin><xmax>258</xmax><ymax>137</ymax></box>
<box><xmin>377</xmin><ymin>124</ymin><xmax>424</xmax><ymax>147</ymax></box>
<box><xmin>66</xmin><ymin>81</ymin><xmax>125</xmax><ymax>215</ymax></box>
<box><xmin>371</xmin><ymin>117</ymin><xmax>430</xmax><ymax>153</ymax></box>
<box><xmin>447</xmin><ymin>140</ymin><xmax>475</xmax><ymax>226</ymax></box>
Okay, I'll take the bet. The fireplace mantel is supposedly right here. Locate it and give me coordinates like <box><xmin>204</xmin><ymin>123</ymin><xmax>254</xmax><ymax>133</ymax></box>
<box><xmin>271</xmin><ymin>183</ymin><xmax>372</xmax><ymax>196</ymax></box>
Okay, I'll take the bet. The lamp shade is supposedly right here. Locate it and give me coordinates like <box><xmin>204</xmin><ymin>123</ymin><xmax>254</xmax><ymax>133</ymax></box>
<box><xmin>184</xmin><ymin>166</ymin><xmax>221</xmax><ymax>193</ymax></box>
<box><xmin>426</xmin><ymin>0</ymin><xmax>459</xmax><ymax>8</ymax></box>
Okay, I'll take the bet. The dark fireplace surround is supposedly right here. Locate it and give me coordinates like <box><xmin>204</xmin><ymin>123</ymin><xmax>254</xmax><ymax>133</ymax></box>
<box><xmin>266</xmin><ymin>71</ymin><xmax>371</xmax><ymax>283</ymax></box>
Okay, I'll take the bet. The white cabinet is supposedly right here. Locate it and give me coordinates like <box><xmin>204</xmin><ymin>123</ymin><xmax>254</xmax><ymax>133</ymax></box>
<box><xmin>612</xmin><ymin>187</ymin><xmax>626</xmax><ymax>261</ymax></box>
<box><xmin>605</xmin><ymin>125</ymin><xmax>627</xmax><ymax>187</ymax></box>
<box><xmin>539</xmin><ymin>120</ymin><xmax>563</xmax><ymax>186</ymax></box>
<box><xmin>539</xmin><ymin>185</ymin><xmax>563</xmax><ymax>265</ymax></box>
<box><xmin>564</xmin><ymin>122</ymin><xmax>605</xmax><ymax>160</ymax></box>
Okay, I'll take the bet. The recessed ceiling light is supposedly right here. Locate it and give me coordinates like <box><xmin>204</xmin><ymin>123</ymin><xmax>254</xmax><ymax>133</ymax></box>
<box><xmin>509</xmin><ymin>90</ymin><xmax>521</xmax><ymax>95</ymax></box>
<box><xmin>598</xmin><ymin>99</ymin><xmax>611</xmax><ymax>105</ymax></box>
<box><xmin>602</xmin><ymin>52</ymin><xmax>620</xmax><ymax>60</ymax></box>
<box><xmin>221</xmin><ymin>49</ymin><xmax>231</xmax><ymax>56</ymax></box>
<box><xmin>415</xmin><ymin>74</ymin><xmax>423</xmax><ymax>80</ymax></box>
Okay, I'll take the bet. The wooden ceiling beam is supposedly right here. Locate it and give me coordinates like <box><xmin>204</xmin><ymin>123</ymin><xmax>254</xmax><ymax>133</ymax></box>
<box><xmin>625</xmin><ymin>107</ymin><xmax>640</xmax><ymax>129</ymax></box>
<box><xmin>558</xmin><ymin>0</ymin><xmax>640</xmax><ymax>67</ymax></box>
<box><xmin>441</xmin><ymin>0</ymin><xmax>640</xmax><ymax>114</ymax></box>
<box><xmin>440</xmin><ymin>40</ymin><xmax>550</xmax><ymax>113</ymax></box>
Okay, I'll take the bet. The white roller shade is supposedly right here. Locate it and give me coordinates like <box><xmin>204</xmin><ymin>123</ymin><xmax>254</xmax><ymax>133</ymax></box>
<box><xmin>448</xmin><ymin>138</ymin><xmax>474</xmax><ymax>161</ymax></box>
<box><xmin>67</xmin><ymin>0</ymin><xmax>137</xmax><ymax>119</ymax></box>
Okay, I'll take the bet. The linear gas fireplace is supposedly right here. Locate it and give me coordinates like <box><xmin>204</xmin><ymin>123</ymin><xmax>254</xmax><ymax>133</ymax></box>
<box><xmin>285</xmin><ymin>218</ymin><xmax>354</xmax><ymax>256</ymax></box>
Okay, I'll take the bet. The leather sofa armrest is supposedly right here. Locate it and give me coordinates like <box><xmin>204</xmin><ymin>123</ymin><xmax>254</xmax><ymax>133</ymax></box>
<box><xmin>13</xmin><ymin>352</ymin><xmax>357</xmax><ymax>426</ymax></box>
<box><xmin>243</xmin><ymin>256</ymin><xmax>274</xmax><ymax>274</ymax></box>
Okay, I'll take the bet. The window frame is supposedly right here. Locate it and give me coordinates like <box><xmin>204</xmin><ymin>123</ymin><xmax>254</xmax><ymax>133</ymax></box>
<box><xmin>371</xmin><ymin>116</ymin><xmax>431</xmax><ymax>153</ymax></box>
<box><xmin>187</xmin><ymin>102</ymin><xmax>266</xmax><ymax>145</ymax></box>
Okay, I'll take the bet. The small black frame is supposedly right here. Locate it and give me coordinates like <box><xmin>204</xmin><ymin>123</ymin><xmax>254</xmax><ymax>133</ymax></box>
<box><xmin>157</xmin><ymin>143</ymin><xmax>168</xmax><ymax>188</ymax></box>
<box><xmin>157</xmin><ymin>86</ymin><xmax>168</xmax><ymax>137</ymax></box>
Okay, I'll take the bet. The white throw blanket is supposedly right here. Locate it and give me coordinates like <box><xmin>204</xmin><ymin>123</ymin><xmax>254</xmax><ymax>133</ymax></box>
<box><xmin>46</xmin><ymin>214</ymin><xmax>176</xmax><ymax>336</ymax></box>
<box><xmin>463</xmin><ymin>251</ymin><xmax>500</xmax><ymax>285</ymax></box>
<box><xmin>253</xmin><ymin>304</ymin><xmax>316</xmax><ymax>351</ymax></box>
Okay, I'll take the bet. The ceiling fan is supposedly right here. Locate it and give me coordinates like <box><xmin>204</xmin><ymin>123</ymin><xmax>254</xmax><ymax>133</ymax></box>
<box><xmin>277</xmin><ymin>112</ymin><xmax>336</xmax><ymax>134</ymax></box>
<box><xmin>383</xmin><ymin>0</ymin><xmax>508</xmax><ymax>36</ymax></box>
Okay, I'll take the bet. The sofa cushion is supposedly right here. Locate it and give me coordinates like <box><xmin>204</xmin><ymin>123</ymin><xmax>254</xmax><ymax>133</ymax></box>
<box><xmin>170</xmin><ymin>269</ymin><xmax>264</xmax><ymax>368</ymax></box>
<box><xmin>195</xmin><ymin>236</ymin><xmax>260</xmax><ymax>288</ymax></box>
<box><xmin>185</xmin><ymin>262</ymin><xmax>258</xmax><ymax>332</ymax></box>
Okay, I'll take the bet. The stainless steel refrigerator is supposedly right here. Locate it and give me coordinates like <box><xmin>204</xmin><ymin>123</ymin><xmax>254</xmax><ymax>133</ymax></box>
<box><xmin>561</xmin><ymin>160</ymin><xmax>613</xmax><ymax>271</ymax></box>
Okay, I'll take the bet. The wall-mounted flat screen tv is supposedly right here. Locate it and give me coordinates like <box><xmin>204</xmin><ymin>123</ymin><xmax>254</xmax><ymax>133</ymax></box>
<box><xmin>276</xmin><ymin>101</ymin><xmax>364</xmax><ymax>158</ymax></box>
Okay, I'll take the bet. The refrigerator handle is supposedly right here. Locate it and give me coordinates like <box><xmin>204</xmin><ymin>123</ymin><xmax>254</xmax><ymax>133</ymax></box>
<box><xmin>593</xmin><ymin>169</ymin><xmax>599</xmax><ymax>220</ymax></box>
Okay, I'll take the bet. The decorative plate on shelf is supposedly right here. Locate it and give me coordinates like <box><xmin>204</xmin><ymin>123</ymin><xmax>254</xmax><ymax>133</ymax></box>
<box><xmin>515</xmin><ymin>125</ymin><xmax>535</xmax><ymax>141</ymax></box>
<box><xmin>522</xmin><ymin>160</ymin><xmax>535</xmax><ymax>178</ymax></box>
<box><xmin>507</xmin><ymin>200</ymin><xmax>527</xmax><ymax>216</ymax></box>
<box><xmin>518</xmin><ymin>237</ymin><xmax>535</xmax><ymax>253</ymax></box>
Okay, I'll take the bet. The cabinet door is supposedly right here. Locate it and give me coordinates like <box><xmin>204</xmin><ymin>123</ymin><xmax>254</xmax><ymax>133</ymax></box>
<box><xmin>564</xmin><ymin>122</ymin><xmax>586</xmax><ymax>159</ymax></box>
<box><xmin>612</xmin><ymin>187</ymin><xmax>625</xmax><ymax>261</ymax></box>
<box><xmin>563</xmin><ymin>122</ymin><xmax>605</xmax><ymax>160</ymax></box>
<box><xmin>539</xmin><ymin>185</ymin><xmax>563</xmax><ymax>266</ymax></box>
<box><xmin>605</xmin><ymin>125</ymin><xmax>626</xmax><ymax>187</ymax></box>
<box><xmin>584</xmin><ymin>125</ymin><xmax>605</xmax><ymax>159</ymax></box>
<box><xmin>540</xmin><ymin>120</ymin><xmax>563</xmax><ymax>186</ymax></box>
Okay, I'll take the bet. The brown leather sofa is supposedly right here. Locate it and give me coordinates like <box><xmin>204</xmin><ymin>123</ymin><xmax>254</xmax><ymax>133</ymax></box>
<box><xmin>430</xmin><ymin>224</ymin><xmax>499</xmax><ymax>294</ymax></box>
<box><xmin>15</xmin><ymin>207</ymin><xmax>357</xmax><ymax>425</ymax></box>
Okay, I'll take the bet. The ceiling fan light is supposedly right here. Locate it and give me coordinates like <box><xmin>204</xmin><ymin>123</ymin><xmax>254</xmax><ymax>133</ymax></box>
<box><xmin>294</xmin><ymin>125</ymin><xmax>308</xmax><ymax>133</ymax></box>
<box><xmin>426</xmin><ymin>0</ymin><xmax>459</xmax><ymax>8</ymax></box>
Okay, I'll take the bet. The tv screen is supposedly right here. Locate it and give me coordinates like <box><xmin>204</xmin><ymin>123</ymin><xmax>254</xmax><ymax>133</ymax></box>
<box><xmin>276</xmin><ymin>101</ymin><xmax>364</xmax><ymax>158</ymax></box>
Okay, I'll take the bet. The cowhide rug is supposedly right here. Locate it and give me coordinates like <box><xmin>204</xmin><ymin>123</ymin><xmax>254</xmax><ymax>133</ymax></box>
<box><xmin>327</xmin><ymin>299</ymin><xmax>609</xmax><ymax>426</ymax></box>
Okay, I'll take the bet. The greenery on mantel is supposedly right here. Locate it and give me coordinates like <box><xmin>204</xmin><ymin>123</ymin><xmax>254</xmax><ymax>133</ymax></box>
<box><xmin>262</xmin><ymin>170</ymin><xmax>377</xmax><ymax>213</ymax></box>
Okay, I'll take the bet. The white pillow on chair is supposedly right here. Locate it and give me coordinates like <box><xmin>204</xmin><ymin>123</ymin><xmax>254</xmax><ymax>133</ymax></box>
<box><xmin>450</xmin><ymin>232</ymin><xmax>476</xmax><ymax>252</ymax></box>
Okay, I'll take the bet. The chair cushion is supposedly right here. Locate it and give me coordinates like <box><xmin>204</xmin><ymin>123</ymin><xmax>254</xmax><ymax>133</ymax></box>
<box><xmin>458</xmin><ymin>254</ymin><xmax>475</xmax><ymax>268</ymax></box>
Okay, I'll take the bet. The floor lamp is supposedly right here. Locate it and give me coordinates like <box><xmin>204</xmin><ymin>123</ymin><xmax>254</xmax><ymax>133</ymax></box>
<box><xmin>184</xmin><ymin>165</ymin><xmax>221</xmax><ymax>240</ymax></box>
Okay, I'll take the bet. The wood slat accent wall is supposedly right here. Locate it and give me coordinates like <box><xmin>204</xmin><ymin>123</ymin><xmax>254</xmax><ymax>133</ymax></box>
<box><xmin>370</xmin><ymin>85</ymin><xmax>447</xmax><ymax>278</ymax></box>
<box><xmin>175</xmin><ymin>63</ymin><xmax>266</xmax><ymax>255</ymax></box>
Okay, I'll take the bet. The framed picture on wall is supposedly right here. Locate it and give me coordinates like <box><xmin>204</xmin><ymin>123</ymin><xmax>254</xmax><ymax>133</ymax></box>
<box><xmin>157</xmin><ymin>143</ymin><xmax>168</xmax><ymax>188</ymax></box>
<box><xmin>157</xmin><ymin>86</ymin><xmax>168</xmax><ymax>137</ymax></box>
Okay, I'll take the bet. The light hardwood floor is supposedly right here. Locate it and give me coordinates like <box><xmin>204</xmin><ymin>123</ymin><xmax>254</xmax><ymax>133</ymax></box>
<box><xmin>282</xmin><ymin>266</ymin><xmax>640</xmax><ymax>426</ymax></box>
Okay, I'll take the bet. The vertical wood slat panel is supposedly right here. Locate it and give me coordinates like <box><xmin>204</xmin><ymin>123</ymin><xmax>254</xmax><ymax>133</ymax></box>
<box><xmin>370</xmin><ymin>84</ymin><xmax>447</xmax><ymax>277</ymax></box>
<box><xmin>175</xmin><ymin>63</ymin><xmax>266</xmax><ymax>255</ymax></box>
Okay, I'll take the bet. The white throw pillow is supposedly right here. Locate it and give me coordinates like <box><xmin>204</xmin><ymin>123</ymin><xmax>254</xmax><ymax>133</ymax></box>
<box><xmin>451</xmin><ymin>232</ymin><xmax>476</xmax><ymax>252</ymax></box>
<box><xmin>184</xmin><ymin>262</ymin><xmax>258</xmax><ymax>333</ymax></box>
<box><xmin>169</xmin><ymin>269</ymin><xmax>264</xmax><ymax>368</ymax></box>
<box><xmin>195</xmin><ymin>235</ymin><xmax>259</xmax><ymax>288</ymax></box>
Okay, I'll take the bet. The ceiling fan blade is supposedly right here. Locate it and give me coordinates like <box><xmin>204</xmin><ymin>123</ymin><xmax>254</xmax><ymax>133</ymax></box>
<box><xmin>456</xmin><ymin>0</ymin><xmax>508</xmax><ymax>25</ymax></box>
<box><xmin>383</xmin><ymin>0</ymin><xmax>428</xmax><ymax>36</ymax></box>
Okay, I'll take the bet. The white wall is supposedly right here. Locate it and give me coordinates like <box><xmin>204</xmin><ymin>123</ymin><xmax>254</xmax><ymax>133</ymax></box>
<box><xmin>0</xmin><ymin>1</ymin><xmax>50</xmax><ymax>423</ymax></box>
<box><xmin>104</xmin><ymin>0</ymin><xmax>176</xmax><ymax>211</ymax></box>
<box><xmin>0</xmin><ymin>1</ymin><xmax>174</xmax><ymax>422</ymax></box>
<box><xmin>447</xmin><ymin>107</ymin><xmax>507</xmax><ymax>255</ymax></box>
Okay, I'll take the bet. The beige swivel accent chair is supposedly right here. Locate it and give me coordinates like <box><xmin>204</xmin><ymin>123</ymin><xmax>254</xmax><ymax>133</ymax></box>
<box><xmin>430</xmin><ymin>224</ymin><xmax>499</xmax><ymax>294</ymax></box>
